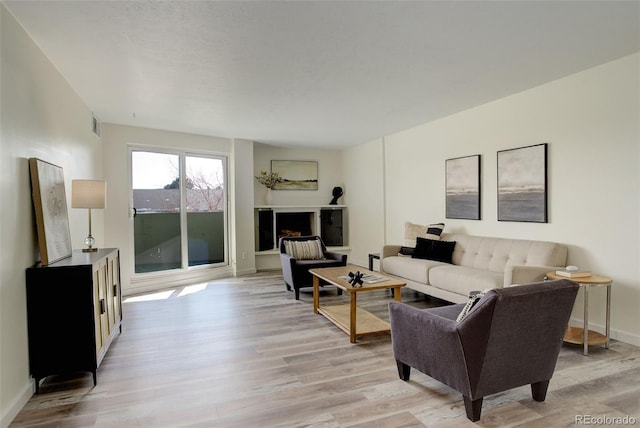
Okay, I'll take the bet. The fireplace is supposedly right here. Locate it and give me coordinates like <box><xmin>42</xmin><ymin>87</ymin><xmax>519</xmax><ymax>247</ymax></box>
<box><xmin>255</xmin><ymin>206</ymin><xmax>346</xmax><ymax>251</ymax></box>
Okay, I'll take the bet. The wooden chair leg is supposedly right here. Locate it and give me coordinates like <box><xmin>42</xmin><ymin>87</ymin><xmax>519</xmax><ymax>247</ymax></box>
<box><xmin>531</xmin><ymin>380</ymin><xmax>550</xmax><ymax>402</ymax></box>
<box><xmin>294</xmin><ymin>288</ymin><xmax>300</xmax><ymax>300</ymax></box>
<box><xmin>463</xmin><ymin>396</ymin><xmax>483</xmax><ymax>422</ymax></box>
<box><xmin>396</xmin><ymin>360</ymin><xmax>411</xmax><ymax>381</ymax></box>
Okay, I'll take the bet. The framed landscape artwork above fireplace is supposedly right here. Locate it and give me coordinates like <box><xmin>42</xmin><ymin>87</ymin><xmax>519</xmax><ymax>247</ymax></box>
<box><xmin>271</xmin><ymin>160</ymin><xmax>318</xmax><ymax>190</ymax></box>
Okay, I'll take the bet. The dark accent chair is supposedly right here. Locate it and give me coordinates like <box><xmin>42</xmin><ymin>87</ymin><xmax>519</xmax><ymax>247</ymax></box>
<box><xmin>279</xmin><ymin>235</ymin><xmax>347</xmax><ymax>300</ymax></box>
<box><xmin>389</xmin><ymin>279</ymin><xmax>579</xmax><ymax>422</ymax></box>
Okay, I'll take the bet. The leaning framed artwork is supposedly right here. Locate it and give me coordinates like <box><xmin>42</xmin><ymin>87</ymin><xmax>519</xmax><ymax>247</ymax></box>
<box><xmin>271</xmin><ymin>160</ymin><xmax>318</xmax><ymax>190</ymax></box>
<box><xmin>497</xmin><ymin>143</ymin><xmax>548</xmax><ymax>223</ymax></box>
<box><xmin>29</xmin><ymin>158</ymin><xmax>73</xmax><ymax>265</ymax></box>
<box><xmin>446</xmin><ymin>155</ymin><xmax>481</xmax><ymax>220</ymax></box>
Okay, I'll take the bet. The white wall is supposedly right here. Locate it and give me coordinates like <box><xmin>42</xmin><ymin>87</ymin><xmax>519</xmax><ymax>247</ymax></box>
<box><xmin>101</xmin><ymin>124</ymin><xmax>256</xmax><ymax>295</ymax></box>
<box><xmin>342</xmin><ymin>138</ymin><xmax>386</xmax><ymax>268</ymax></box>
<box><xmin>231</xmin><ymin>139</ymin><xmax>257</xmax><ymax>276</ymax></box>
<box><xmin>0</xmin><ymin>6</ymin><xmax>104</xmax><ymax>426</ymax></box>
<box><xmin>346</xmin><ymin>53</ymin><xmax>640</xmax><ymax>345</ymax></box>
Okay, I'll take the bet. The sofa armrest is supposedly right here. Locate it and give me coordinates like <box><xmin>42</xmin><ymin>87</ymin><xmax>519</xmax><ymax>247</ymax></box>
<box><xmin>382</xmin><ymin>244</ymin><xmax>402</xmax><ymax>259</ymax></box>
<box><xmin>504</xmin><ymin>265</ymin><xmax>560</xmax><ymax>287</ymax></box>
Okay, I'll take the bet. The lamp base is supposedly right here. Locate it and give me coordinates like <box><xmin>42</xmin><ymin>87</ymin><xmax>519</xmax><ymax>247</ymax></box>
<box><xmin>83</xmin><ymin>234</ymin><xmax>96</xmax><ymax>253</ymax></box>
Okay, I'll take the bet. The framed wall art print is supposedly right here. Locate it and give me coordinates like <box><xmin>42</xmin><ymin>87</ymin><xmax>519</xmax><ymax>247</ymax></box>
<box><xmin>28</xmin><ymin>158</ymin><xmax>73</xmax><ymax>265</ymax></box>
<box><xmin>271</xmin><ymin>160</ymin><xmax>318</xmax><ymax>190</ymax></box>
<box><xmin>497</xmin><ymin>143</ymin><xmax>548</xmax><ymax>223</ymax></box>
<box><xmin>446</xmin><ymin>155</ymin><xmax>481</xmax><ymax>220</ymax></box>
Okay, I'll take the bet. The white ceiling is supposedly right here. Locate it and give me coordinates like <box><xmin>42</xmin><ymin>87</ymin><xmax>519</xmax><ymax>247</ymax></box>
<box><xmin>4</xmin><ymin>1</ymin><xmax>640</xmax><ymax>149</ymax></box>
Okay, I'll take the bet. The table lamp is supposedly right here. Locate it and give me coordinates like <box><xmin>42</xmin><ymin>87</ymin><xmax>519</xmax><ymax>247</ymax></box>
<box><xmin>72</xmin><ymin>179</ymin><xmax>106</xmax><ymax>252</ymax></box>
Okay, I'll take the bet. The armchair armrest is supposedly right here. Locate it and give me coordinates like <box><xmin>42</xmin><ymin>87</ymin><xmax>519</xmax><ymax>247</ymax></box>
<box><xmin>280</xmin><ymin>252</ymin><xmax>296</xmax><ymax>284</ymax></box>
<box><xmin>389</xmin><ymin>302</ymin><xmax>471</xmax><ymax>395</ymax></box>
<box><xmin>504</xmin><ymin>265</ymin><xmax>560</xmax><ymax>287</ymax></box>
<box><xmin>324</xmin><ymin>251</ymin><xmax>347</xmax><ymax>264</ymax></box>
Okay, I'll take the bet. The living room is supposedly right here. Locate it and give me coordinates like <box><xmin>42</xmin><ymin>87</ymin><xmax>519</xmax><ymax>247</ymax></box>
<box><xmin>2</xmin><ymin>1</ymin><xmax>639</xmax><ymax>426</ymax></box>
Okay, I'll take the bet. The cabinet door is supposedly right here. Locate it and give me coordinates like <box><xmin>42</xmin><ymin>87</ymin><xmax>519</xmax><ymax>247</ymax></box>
<box><xmin>321</xmin><ymin>209</ymin><xmax>344</xmax><ymax>246</ymax></box>
<box><xmin>93</xmin><ymin>265</ymin><xmax>103</xmax><ymax>356</ymax></box>
<box><xmin>106</xmin><ymin>257</ymin><xmax>116</xmax><ymax>332</ymax></box>
<box><xmin>110</xmin><ymin>253</ymin><xmax>122</xmax><ymax>324</ymax></box>
<box><xmin>95</xmin><ymin>258</ymin><xmax>110</xmax><ymax>352</ymax></box>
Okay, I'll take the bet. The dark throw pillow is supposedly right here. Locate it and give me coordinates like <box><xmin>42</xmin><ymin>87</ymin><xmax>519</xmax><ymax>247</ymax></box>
<box><xmin>398</xmin><ymin>246</ymin><xmax>415</xmax><ymax>256</ymax></box>
<box><xmin>411</xmin><ymin>237</ymin><xmax>456</xmax><ymax>263</ymax></box>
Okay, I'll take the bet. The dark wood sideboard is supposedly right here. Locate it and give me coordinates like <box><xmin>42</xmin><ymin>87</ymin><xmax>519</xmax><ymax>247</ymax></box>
<box><xmin>25</xmin><ymin>248</ymin><xmax>122</xmax><ymax>393</ymax></box>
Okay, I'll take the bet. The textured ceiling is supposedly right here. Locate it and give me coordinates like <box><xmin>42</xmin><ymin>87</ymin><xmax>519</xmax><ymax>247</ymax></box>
<box><xmin>4</xmin><ymin>1</ymin><xmax>640</xmax><ymax>148</ymax></box>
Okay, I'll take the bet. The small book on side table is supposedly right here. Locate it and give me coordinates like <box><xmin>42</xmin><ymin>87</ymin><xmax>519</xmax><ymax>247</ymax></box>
<box><xmin>555</xmin><ymin>269</ymin><xmax>592</xmax><ymax>278</ymax></box>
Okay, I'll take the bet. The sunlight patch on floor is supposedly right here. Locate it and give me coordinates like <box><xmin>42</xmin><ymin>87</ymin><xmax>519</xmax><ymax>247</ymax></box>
<box><xmin>124</xmin><ymin>290</ymin><xmax>175</xmax><ymax>303</ymax></box>
<box><xmin>124</xmin><ymin>283</ymin><xmax>211</xmax><ymax>302</ymax></box>
<box><xmin>177</xmin><ymin>283</ymin><xmax>208</xmax><ymax>297</ymax></box>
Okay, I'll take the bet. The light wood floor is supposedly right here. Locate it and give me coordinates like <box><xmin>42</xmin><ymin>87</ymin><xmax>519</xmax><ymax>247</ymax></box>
<box><xmin>11</xmin><ymin>272</ymin><xmax>640</xmax><ymax>427</ymax></box>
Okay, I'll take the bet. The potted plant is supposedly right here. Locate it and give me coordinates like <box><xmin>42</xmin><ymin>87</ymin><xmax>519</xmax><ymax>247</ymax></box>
<box><xmin>255</xmin><ymin>171</ymin><xmax>283</xmax><ymax>204</ymax></box>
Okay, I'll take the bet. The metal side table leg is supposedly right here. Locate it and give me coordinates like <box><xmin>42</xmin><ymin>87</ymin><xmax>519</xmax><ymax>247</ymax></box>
<box><xmin>583</xmin><ymin>286</ymin><xmax>589</xmax><ymax>356</ymax></box>
<box><xmin>605</xmin><ymin>284</ymin><xmax>611</xmax><ymax>349</ymax></box>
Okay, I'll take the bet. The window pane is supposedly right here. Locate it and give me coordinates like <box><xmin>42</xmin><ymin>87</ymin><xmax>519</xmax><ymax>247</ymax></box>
<box><xmin>185</xmin><ymin>156</ymin><xmax>225</xmax><ymax>267</ymax></box>
<box><xmin>132</xmin><ymin>151</ymin><xmax>182</xmax><ymax>273</ymax></box>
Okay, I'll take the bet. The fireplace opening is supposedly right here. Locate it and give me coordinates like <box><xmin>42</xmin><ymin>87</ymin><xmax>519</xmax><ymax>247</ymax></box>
<box><xmin>256</xmin><ymin>207</ymin><xmax>345</xmax><ymax>251</ymax></box>
<box><xmin>276</xmin><ymin>212</ymin><xmax>314</xmax><ymax>240</ymax></box>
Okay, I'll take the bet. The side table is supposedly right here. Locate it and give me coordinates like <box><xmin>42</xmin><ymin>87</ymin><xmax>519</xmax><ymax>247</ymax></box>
<box><xmin>546</xmin><ymin>272</ymin><xmax>612</xmax><ymax>356</ymax></box>
<box><xmin>368</xmin><ymin>253</ymin><xmax>380</xmax><ymax>271</ymax></box>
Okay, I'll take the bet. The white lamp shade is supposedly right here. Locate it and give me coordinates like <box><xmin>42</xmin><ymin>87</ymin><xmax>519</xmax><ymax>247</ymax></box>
<box><xmin>72</xmin><ymin>180</ymin><xmax>106</xmax><ymax>209</ymax></box>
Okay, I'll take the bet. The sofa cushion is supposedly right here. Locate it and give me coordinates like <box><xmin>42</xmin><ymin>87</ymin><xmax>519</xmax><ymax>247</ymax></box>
<box><xmin>382</xmin><ymin>256</ymin><xmax>447</xmax><ymax>284</ymax></box>
<box><xmin>429</xmin><ymin>265</ymin><xmax>503</xmax><ymax>296</ymax></box>
<box><xmin>404</xmin><ymin>221</ymin><xmax>445</xmax><ymax>246</ymax></box>
<box><xmin>412</xmin><ymin>237</ymin><xmax>456</xmax><ymax>263</ymax></box>
<box><xmin>284</xmin><ymin>239</ymin><xmax>324</xmax><ymax>260</ymax></box>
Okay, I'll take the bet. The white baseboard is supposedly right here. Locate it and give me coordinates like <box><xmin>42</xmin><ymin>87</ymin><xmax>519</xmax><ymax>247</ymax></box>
<box><xmin>234</xmin><ymin>267</ymin><xmax>257</xmax><ymax>276</ymax></box>
<box><xmin>1</xmin><ymin>380</ymin><xmax>33</xmax><ymax>428</ymax></box>
<box><xmin>569</xmin><ymin>317</ymin><xmax>640</xmax><ymax>347</ymax></box>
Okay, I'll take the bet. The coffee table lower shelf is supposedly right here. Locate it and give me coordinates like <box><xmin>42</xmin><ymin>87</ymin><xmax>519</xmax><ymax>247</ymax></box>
<box><xmin>318</xmin><ymin>304</ymin><xmax>390</xmax><ymax>340</ymax></box>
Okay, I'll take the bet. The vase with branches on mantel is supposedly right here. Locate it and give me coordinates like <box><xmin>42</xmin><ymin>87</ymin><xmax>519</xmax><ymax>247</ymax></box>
<box><xmin>255</xmin><ymin>171</ymin><xmax>283</xmax><ymax>205</ymax></box>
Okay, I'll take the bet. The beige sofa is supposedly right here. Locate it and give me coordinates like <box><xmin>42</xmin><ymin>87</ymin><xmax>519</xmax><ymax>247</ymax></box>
<box><xmin>381</xmin><ymin>233</ymin><xmax>568</xmax><ymax>304</ymax></box>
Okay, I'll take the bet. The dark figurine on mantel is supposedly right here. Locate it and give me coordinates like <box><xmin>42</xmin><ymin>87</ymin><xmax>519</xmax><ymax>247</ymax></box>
<box><xmin>330</xmin><ymin>186</ymin><xmax>343</xmax><ymax>205</ymax></box>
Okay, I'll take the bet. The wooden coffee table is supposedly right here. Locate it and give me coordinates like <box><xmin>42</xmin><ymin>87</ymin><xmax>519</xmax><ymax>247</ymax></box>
<box><xmin>309</xmin><ymin>264</ymin><xmax>405</xmax><ymax>343</ymax></box>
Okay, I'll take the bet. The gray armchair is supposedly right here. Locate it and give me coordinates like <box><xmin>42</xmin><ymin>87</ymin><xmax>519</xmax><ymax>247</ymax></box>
<box><xmin>389</xmin><ymin>279</ymin><xmax>579</xmax><ymax>421</ymax></box>
<box><xmin>279</xmin><ymin>235</ymin><xmax>347</xmax><ymax>300</ymax></box>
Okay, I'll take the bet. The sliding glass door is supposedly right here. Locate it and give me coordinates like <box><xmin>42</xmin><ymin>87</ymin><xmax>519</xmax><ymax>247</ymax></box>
<box><xmin>185</xmin><ymin>155</ymin><xmax>226</xmax><ymax>267</ymax></box>
<box><xmin>131</xmin><ymin>149</ymin><xmax>227</xmax><ymax>274</ymax></box>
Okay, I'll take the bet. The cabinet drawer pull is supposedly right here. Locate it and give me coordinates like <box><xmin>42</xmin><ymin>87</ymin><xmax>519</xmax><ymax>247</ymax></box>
<box><xmin>113</xmin><ymin>284</ymin><xmax>118</xmax><ymax>297</ymax></box>
<box><xmin>100</xmin><ymin>299</ymin><xmax>106</xmax><ymax>314</ymax></box>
